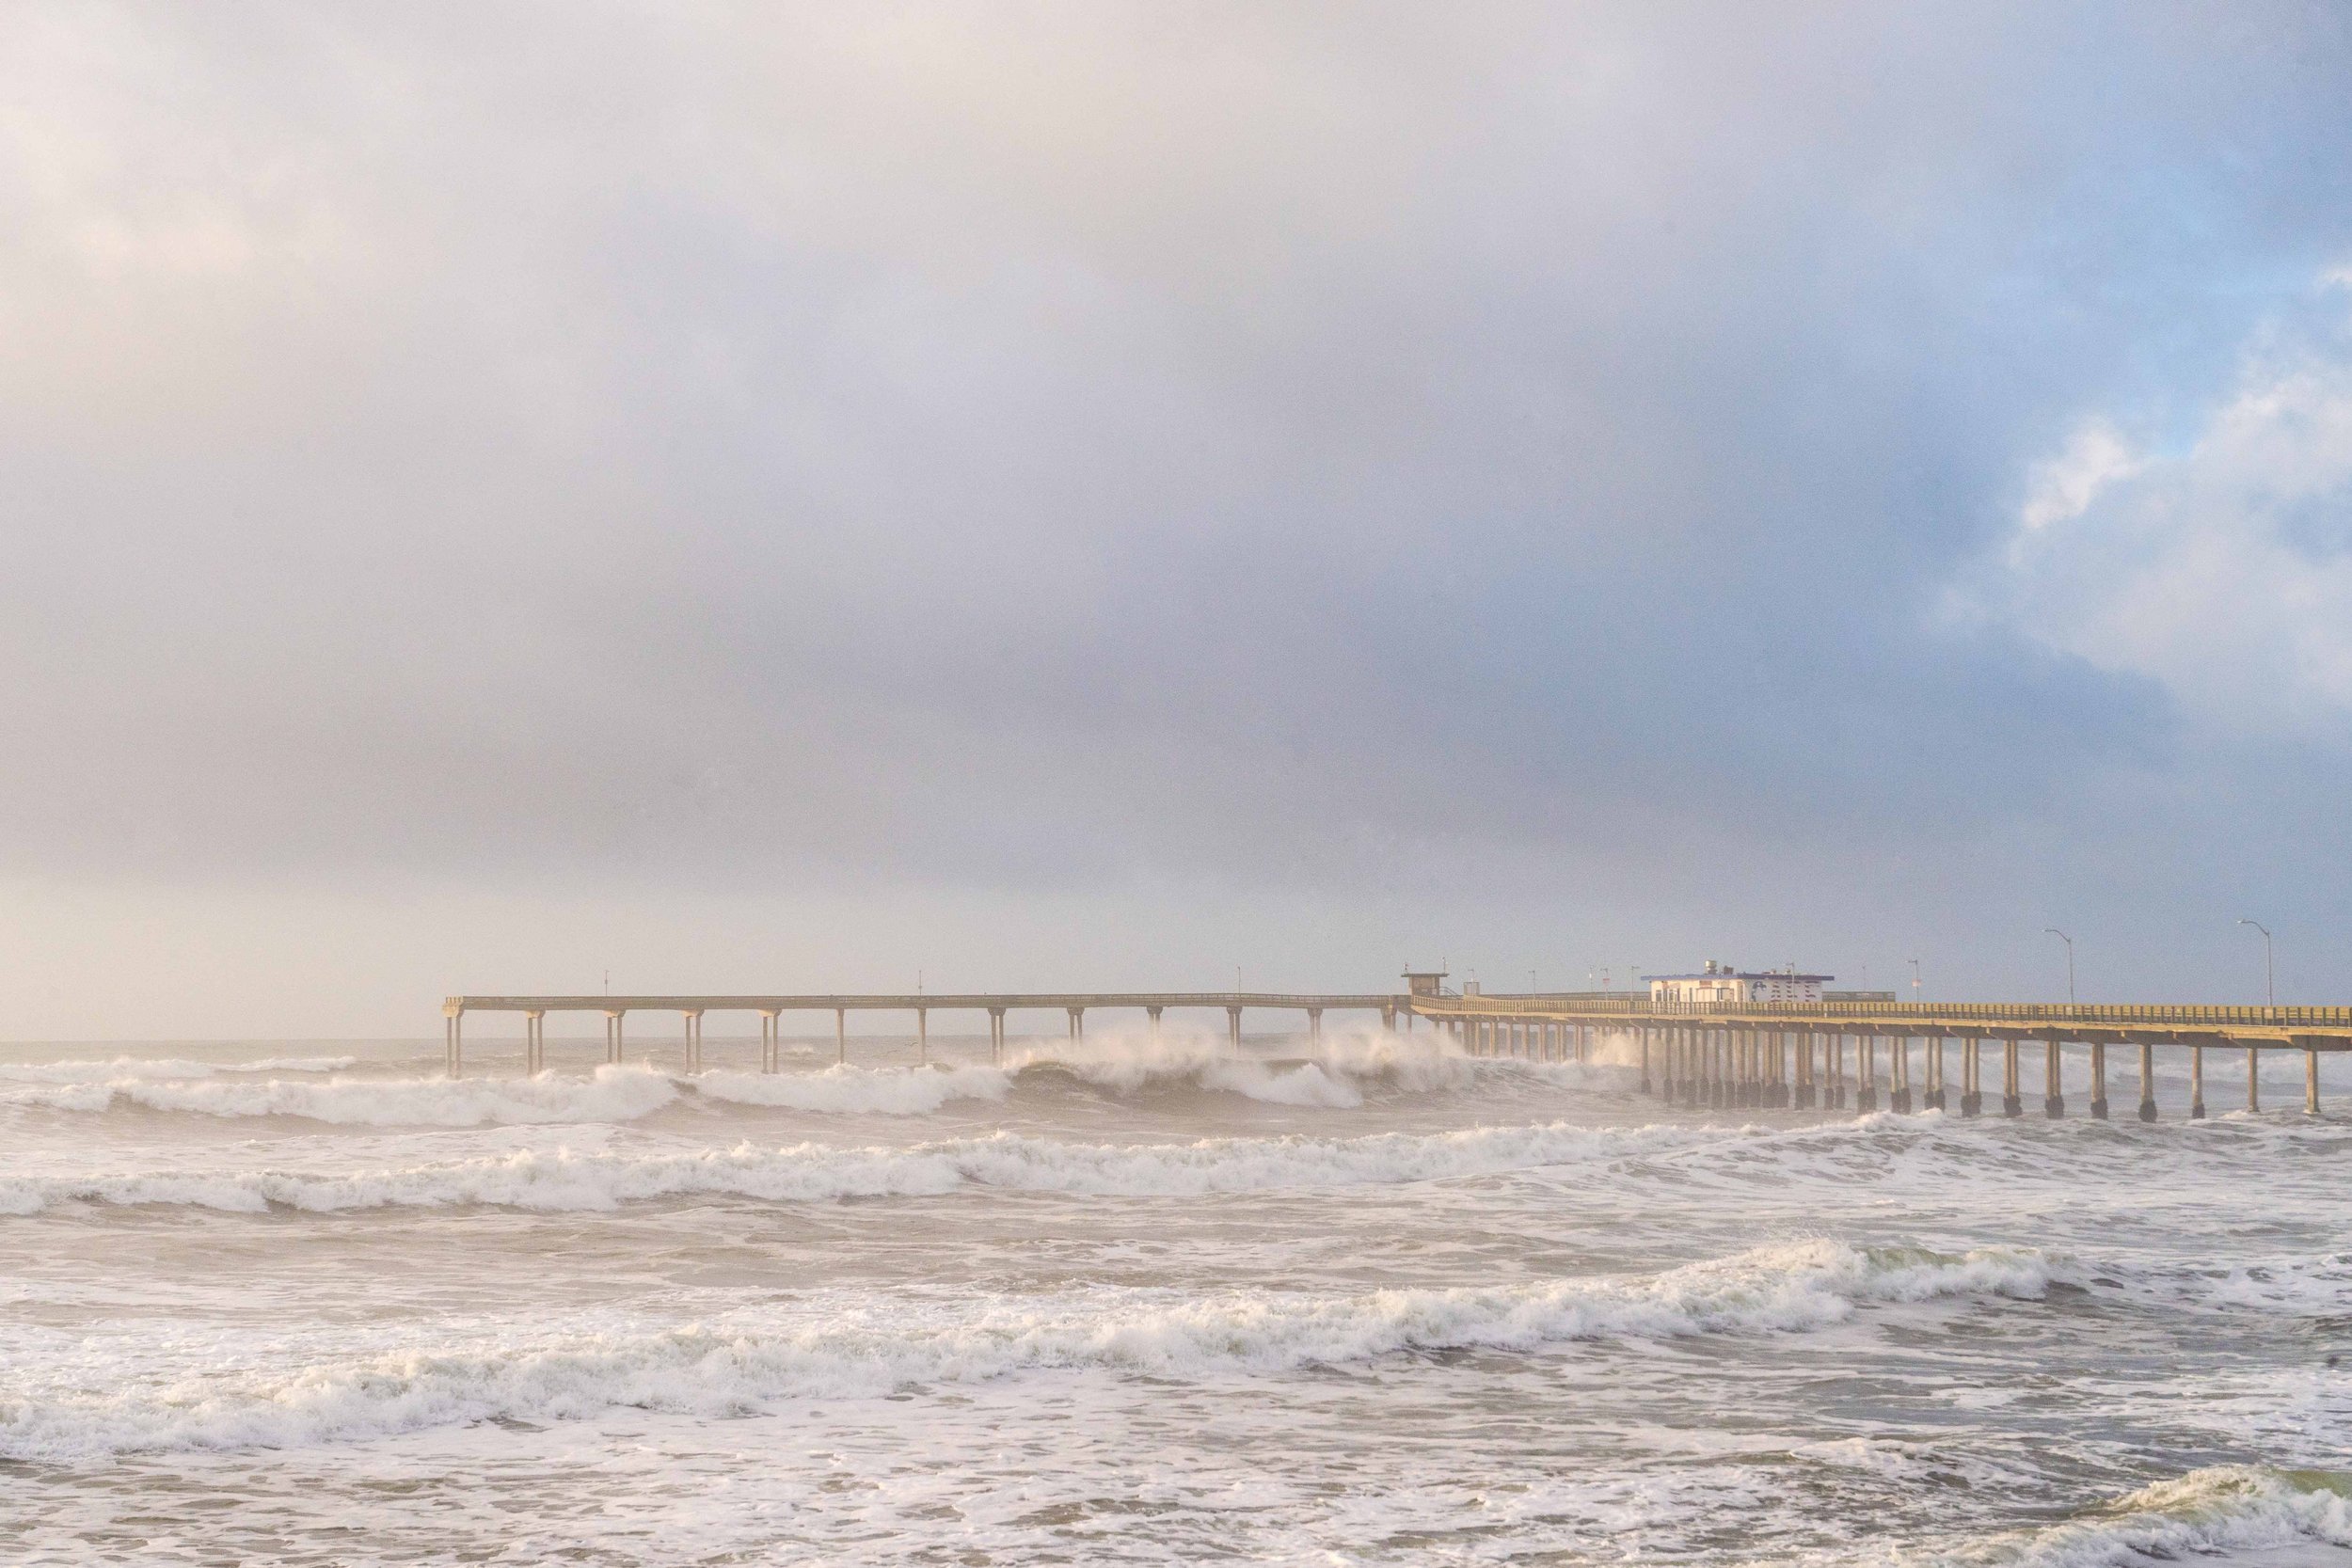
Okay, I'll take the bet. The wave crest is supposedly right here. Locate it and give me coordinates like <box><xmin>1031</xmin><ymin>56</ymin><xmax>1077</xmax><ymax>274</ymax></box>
<box><xmin>0</xmin><ymin>1239</ymin><xmax>2051</xmax><ymax>1462</ymax></box>
<box><xmin>0</xmin><ymin>1119</ymin><xmax>1730</xmax><ymax>1215</ymax></box>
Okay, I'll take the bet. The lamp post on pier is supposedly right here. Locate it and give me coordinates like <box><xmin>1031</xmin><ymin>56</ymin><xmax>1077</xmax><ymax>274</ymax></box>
<box><xmin>2042</xmin><ymin>929</ymin><xmax>2075</xmax><ymax>1005</ymax></box>
<box><xmin>2237</xmin><ymin>919</ymin><xmax>2274</xmax><ymax>1006</ymax></box>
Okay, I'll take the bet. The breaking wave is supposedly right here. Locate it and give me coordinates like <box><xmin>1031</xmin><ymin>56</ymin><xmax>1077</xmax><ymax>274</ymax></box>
<box><xmin>0</xmin><ymin>1035</ymin><xmax>1591</xmax><ymax>1126</ymax></box>
<box><xmin>1939</xmin><ymin>1465</ymin><xmax>2352</xmax><ymax>1566</ymax></box>
<box><xmin>0</xmin><ymin>1239</ymin><xmax>2054</xmax><ymax>1461</ymax></box>
<box><xmin>0</xmin><ymin>1063</ymin><xmax>679</xmax><ymax>1127</ymax></box>
<box><xmin>694</xmin><ymin>1064</ymin><xmax>1012</xmax><ymax>1115</ymax></box>
<box><xmin>0</xmin><ymin>1119</ymin><xmax>1738</xmax><ymax>1215</ymax></box>
<box><xmin>0</xmin><ymin>1054</ymin><xmax>358</xmax><ymax>1084</ymax></box>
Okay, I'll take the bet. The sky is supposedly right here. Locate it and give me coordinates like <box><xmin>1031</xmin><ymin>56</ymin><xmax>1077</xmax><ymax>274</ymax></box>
<box><xmin>4</xmin><ymin>2</ymin><xmax>2351</xmax><ymax>1038</ymax></box>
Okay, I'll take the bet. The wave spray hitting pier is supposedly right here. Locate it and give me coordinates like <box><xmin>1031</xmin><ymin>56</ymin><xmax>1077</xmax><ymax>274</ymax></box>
<box><xmin>442</xmin><ymin>978</ymin><xmax>2352</xmax><ymax>1120</ymax></box>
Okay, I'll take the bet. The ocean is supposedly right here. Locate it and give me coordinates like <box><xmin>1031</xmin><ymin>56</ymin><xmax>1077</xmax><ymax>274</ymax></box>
<box><xmin>2</xmin><ymin>1023</ymin><xmax>2347</xmax><ymax>1565</ymax></box>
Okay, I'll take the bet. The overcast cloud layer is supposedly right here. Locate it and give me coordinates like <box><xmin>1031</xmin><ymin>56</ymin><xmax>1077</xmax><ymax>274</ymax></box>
<box><xmin>5</xmin><ymin>3</ymin><xmax>2351</xmax><ymax>1036</ymax></box>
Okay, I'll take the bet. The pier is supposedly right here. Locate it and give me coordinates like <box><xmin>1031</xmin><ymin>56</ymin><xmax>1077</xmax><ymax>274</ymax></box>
<box><xmin>1415</xmin><ymin>994</ymin><xmax>2352</xmax><ymax>1118</ymax></box>
<box><xmin>443</xmin><ymin>992</ymin><xmax>1399</xmax><ymax>1075</ymax></box>
<box><xmin>440</xmin><ymin>989</ymin><xmax>2352</xmax><ymax>1117</ymax></box>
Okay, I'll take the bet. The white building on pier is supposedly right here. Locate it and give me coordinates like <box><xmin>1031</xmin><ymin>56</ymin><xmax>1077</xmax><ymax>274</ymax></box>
<box><xmin>1646</xmin><ymin>960</ymin><xmax>1832</xmax><ymax>1006</ymax></box>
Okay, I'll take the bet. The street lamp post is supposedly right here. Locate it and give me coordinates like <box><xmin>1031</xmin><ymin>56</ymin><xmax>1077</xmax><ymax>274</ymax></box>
<box><xmin>2042</xmin><ymin>929</ymin><xmax>2075</xmax><ymax>1005</ymax></box>
<box><xmin>1908</xmin><ymin>958</ymin><xmax>1922</xmax><ymax>1002</ymax></box>
<box><xmin>2237</xmin><ymin>919</ymin><xmax>2274</xmax><ymax>1007</ymax></box>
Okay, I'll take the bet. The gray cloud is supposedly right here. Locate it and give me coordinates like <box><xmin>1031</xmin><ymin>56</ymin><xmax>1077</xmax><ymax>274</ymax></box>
<box><xmin>4</xmin><ymin>2</ymin><xmax>2350</xmax><ymax>1028</ymax></box>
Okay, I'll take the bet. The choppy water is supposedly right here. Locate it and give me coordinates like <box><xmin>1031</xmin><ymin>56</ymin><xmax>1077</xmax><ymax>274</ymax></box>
<box><xmin>3</xmin><ymin>1024</ymin><xmax>2349</xmax><ymax>1566</ymax></box>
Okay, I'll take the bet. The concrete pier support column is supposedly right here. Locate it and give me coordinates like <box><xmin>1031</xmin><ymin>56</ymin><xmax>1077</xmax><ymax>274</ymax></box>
<box><xmin>835</xmin><ymin>1007</ymin><xmax>846</xmax><ymax>1065</ymax></box>
<box><xmin>2306</xmin><ymin>1045</ymin><xmax>2319</xmax><ymax>1115</ymax></box>
<box><xmin>1228</xmin><ymin>1006</ymin><xmax>1243</xmax><ymax>1053</ymax></box>
<box><xmin>2003</xmin><ymin>1038</ymin><xmax>2023</xmax><ymax>1117</ymax></box>
<box><xmin>759</xmin><ymin>1010</ymin><xmax>779</xmax><ymax>1073</ymax></box>
<box><xmin>2042</xmin><ymin>1038</ymin><xmax>2064</xmax><ymax>1118</ymax></box>
<box><xmin>1309</xmin><ymin>1008</ymin><xmax>1324</xmax><ymax>1046</ymax></box>
<box><xmin>1828</xmin><ymin>1032</ymin><xmax>1844</xmax><ymax>1108</ymax></box>
<box><xmin>1381</xmin><ymin>1006</ymin><xmax>1395</xmax><ymax>1034</ymax></box>
<box><xmin>2137</xmin><ymin>1040</ymin><xmax>2156</xmax><ymax>1120</ymax></box>
<box><xmin>989</xmin><ymin>1007</ymin><xmax>1006</xmax><ymax>1063</ymax></box>
<box><xmin>1962</xmin><ymin>1036</ymin><xmax>1981</xmax><ymax>1117</ymax></box>
<box><xmin>683</xmin><ymin>1009</ymin><xmax>702</xmax><ymax>1075</ymax></box>
<box><xmin>2090</xmin><ymin>1042</ymin><xmax>2107</xmax><ymax>1119</ymax></box>
<box><xmin>1148</xmin><ymin>1006</ymin><xmax>1163</xmax><ymax>1044</ymax></box>
<box><xmin>2189</xmin><ymin>1044</ymin><xmax>2205</xmax><ymax>1118</ymax></box>
<box><xmin>1796</xmin><ymin>1030</ymin><xmax>1815</xmax><ymax>1108</ymax></box>
<box><xmin>523</xmin><ymin>1010</ymin><xmax>544</xmax><ymax>1075</ymax></box>
<box><xmin>917</xmin><ymin>1007</ymin><xmax>929</xmax><ymax>1065</ymax></box>
<box><xmin>1068</xmin><ymin>1007</ymin><xmax>1084</xmax><ymax>1042</ymax></box>
<box><xmin>2247</xmin><ymin>1045</ymin><xmax>2260</xmax><ymax>1113</ymax></box>
<box><xmin>1856</xmin><ymin>1034</ymin><xmax>1877</xmax><ymax>1114</ymax></box>
<box><xmin>1926</xmin><ymin>1035</ymin><xmax>1945</xmax><ymax>1111</ymax></box>
<box><xmin>608</xmin><ymin>1010</ymin><xmax>627</xmax><ymax>1068</ymax></box>
<box><xmin>1890</xmin><ymin>1035</ymin><xmax>1912</xmax><ymax>1114</ymax></box>
<box><xmin>1640</xmin><ymin>1026</ymin><xmax>1653</xmax><ymax>1095</ymax></box>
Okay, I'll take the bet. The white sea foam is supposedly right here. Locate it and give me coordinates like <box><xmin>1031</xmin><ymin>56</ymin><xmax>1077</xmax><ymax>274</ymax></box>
<box><xmin>693</xmin><ymin>1063</ymin><xmax>1012</xmax><ymax>1115</ymax></box>
<box><xmin>1939</xmin><ymin>1465</ymin><xmax>2352</xmax><ymax>1567</ymax></box>
<box><xmin>0</xmin><ymin>1239</ymin><xmax>2053</xmax><ymax>1461</ymax></box>
<box><xmin>1004</xmin><ymin>1029</ymin><xmax>1494</xmax><ymax>1105</ymax></box>
<box><xmin>0</xmin><ymin>1119</ymin><xmax>1738</xmax><ymax>1214</ymax></box>
<box><xmin>0</xmin><ymin>1063</ymin><xmax>677</xmax><ymax>1128</ymax></box>
<box><xmin>0</xmin><ymin>1032</ymin><xmax>1576</xmax><ymax>1126</ymax></box>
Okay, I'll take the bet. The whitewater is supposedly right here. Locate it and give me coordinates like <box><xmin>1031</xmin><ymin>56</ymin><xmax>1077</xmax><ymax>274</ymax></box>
<box><xmin>3</xmin><ymin>1026</ymin><xmax>2348</xmax><ymax>1566</ymax></box>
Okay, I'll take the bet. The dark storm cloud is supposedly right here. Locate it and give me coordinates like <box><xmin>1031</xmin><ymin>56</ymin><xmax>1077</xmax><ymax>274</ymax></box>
<box><xmin>3</xmin><ymin>3</ymin><xmax>2349</xmax><ymax>962</ymax></box>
